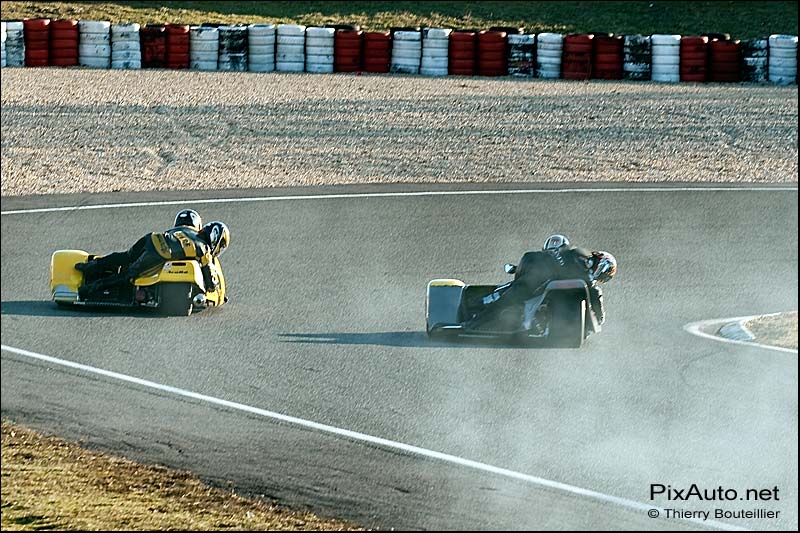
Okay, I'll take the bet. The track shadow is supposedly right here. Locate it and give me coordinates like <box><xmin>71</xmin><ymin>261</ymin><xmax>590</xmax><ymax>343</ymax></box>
<box><xmin>1</xmin><ymin>300</ymin><xmax>158</xmax><ymax>318</ymax></box>
<box><xmin>279</xmin><ymin>331</ymin><xmax>551</xmax><ymax>349</ymax></box>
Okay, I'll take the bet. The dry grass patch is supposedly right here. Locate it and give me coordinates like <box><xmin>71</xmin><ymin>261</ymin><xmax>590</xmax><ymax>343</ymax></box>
<box><xmin>1</xmin><ymin>420</ymin><xmax>364</xmax><ymax>531</ymax></box>
<box><xmin>745</xmin><ymin>311</ymin><xmax>798</xmax><ymax>350</ymax></box>
<box><xmin>0</xmin><ymin>1</ymin><xmax>797</xmax><ymax>38</ymax></box>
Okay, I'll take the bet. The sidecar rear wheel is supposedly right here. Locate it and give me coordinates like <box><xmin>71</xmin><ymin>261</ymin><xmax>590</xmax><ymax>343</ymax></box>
<box><xmin>159</xmin><ymin>283</ymin><xmax>193</xmax><ymax>316</ymax></box>
<box><xmin>549</xmin><ymin>297</ymin><xmax>585</xmax><ymax>348</ymax></box>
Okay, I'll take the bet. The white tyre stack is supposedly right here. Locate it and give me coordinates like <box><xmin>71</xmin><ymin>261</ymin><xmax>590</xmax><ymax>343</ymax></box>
<box><xmin>768</xmin><ymin>34</ymin><xmax>797</xmax><ymax>84</ymax></box>
<box><xmin>276</xmin><ymin>24</ymin><xmax>305</xmax><ymax>72</ymax></box>
<box><xmin>507</xmin><ymin>33</ymin><xmax>535</xmax><ymax>77</ymax></box>
<box><xmin>391</xmin><ymin>30</ymin><xmax>422</xmax><ymax>74</ymax></box>
<box><xmin>248</xmin><ymin>23</ymin><xmax>275</xmax><ymax>72</ymax></box>
<box><xmin>420</xmin><ymin>27</ymin><xmax>451</xmax><ymax>76</ymax></box>
<box><xmin>1</xmin><ymin>22</ymin><xmax>6</xmax><ymax>68</ymax></box>
<box><xmin>305</xmin><ymin>27</ymin><xmax>334</xmax><ymax>73</ymax></box>
<box><xmin>111</xmin><ymin>23</ymin><xmax>141</xmax><ymax>69</ymax></box>
<box><xmin>5</xmin><ymin>21</ymin><xmax>24</xmax><ymax>67</ymax></box>
<box><xmin>623</xmin><ymin>34</ymin><xmax>651</xmax><ymax>80</ymax></box>
<box><xmin>78</xmin><ymin>20</ymin><xmax>111</xmax><ymax>68</ymax></box>
<box><xmin>651</xmin><ymin>34</ymin><xmax>681</xmax><ymax>82</ymax></box>
<box><xmin>219</xmin><ymin>25</ymin><xmax>248</xmax><ymax>71</ymax></box>
<box><xmin>536</xmin><ymin>32</ymin><xmax>563</xmax><ymax>78</ymax></box>
<box><xmin>190</xmin><ymin>26</ymin><xmax>219</xmax><ymax>70</ymax></box>
<box><xmin>740</xmin><ymin>38</ymin><xmax>768</xmax><ymax>83</ymax></box>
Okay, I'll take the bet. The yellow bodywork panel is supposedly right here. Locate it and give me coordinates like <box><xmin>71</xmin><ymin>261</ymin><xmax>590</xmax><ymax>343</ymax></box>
<box><xmin>428</xmin><ymin>279</ymin><xmax>466</xmax><ymax>288</ymax></box>
<box><xmin>135</xmin><ymin>260</ymin><xmax>204</xmax><ymax>287</ymax></box>
<box><xmin>50</xmin><ymin>250</ymin><xmax>90</xmax><ymax>300</ymax></box>
<box><xmin>136</xmin><ymin>257</ymin><xmax>226</xmax><ymax>307</ymax></box>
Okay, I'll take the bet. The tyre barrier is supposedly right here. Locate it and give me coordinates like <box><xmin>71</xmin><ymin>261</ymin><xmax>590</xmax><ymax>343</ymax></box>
<box><xmin>507</xmin><ymin>33</ymin><xmax>535</xmax><ymax>77</ymax></box>
<box><xmin>334</xmin><ymin>28</ymin><xmax>361</xmax><ymax>73</ymax></box>
<box><xmin>768</xmin><ymin>34</ymin><xmax>797</xmax><ymax>84</ymax></box>
<box><xmin>218</xmin><ymin>25</ymin><xmax>247</xmax><ymax>71</ymax></box>
<box><xmin>421</xmin><ymin>27</ymin><xmax>451</xmax><ymax>76</ymax></box>
<box><xmin>739</xmin><ymin>38</ymin><xmax>767</xmax><ymax>82</ymax></box>
<box><xmin>623</xmin><ymin>34</ymin><xmax>650</xmax><ymax>80</ymax></box>
<box><xmin>391</xmin><ymin>29</ymin><xmax>421</xmax><ymax>74</ymax></box>
<box><xmin>248</xmin><ymin>23</ymin><xmax>275</xmax><ymax>72</ymax></box>
<box><xmin>363</xmin><ymin>31</ymin><xmax>390</xmax><ymax>73</ymax></box>
<box><xmin>165</xmin><ymin>24</ymin><xmax>190</xmax><ymax>69</ymax></box>
<box><xmin>3</xmin><ymin>17</ymin><xmax>795</xmax><ymax>86</ymax></box>
<box><xmin>49</xmin><ymin>19</ymin><xmax>78</xmax><ymax>67</ymax></box>
<box><xmin>140</xmin><ymin>24</ymin><xmax>165</xmax><ymax>68</ymax></box>
<box><xmin>478</xmin><ymin>30</ymin><xmax>507</xmax><ymax>76</ymax></box>
<box><xmin>276</xmin><ymin>24</ymin><xmax>304</xmax><ymax>72</ymax></box>
<box><xmin>23</xmin><ymin>18</ymin><xmax>49</xmax><ymax>67</ymax></box>
<box><xmin>449</xmin><ymin>30</ymin><xmax>477</xmax><ymax>76</ymax></box>
<box><xmin>562</xmin><ymin>33</ymin><xmax>593</xmax><ymax>80</ymax></box>
<box><xmin>78</xmin><ymin>20</ymin><xmax>110</xmax><ymax>68</ymax></box>
<box><xmin>305</xmin><ymin>26</ymin><xmax>334</xmax><ymax>74</ymax></box>
<box><xmin>651</xmin><ymin>34</ymin><xmax>680</xmax><ymax>82</ymax></box>
<box><xmin>680</xmin><ymin>36</ymin><xmax>708</xmax><ymax>82</ymax></box>
<box><xmin>111</xmin><ymin>23</ymin><xmax>141</xmax><ymax>69</ymax></box>
<box><xmin>1</xmin><ymin>22</ymin><xmax>6</xmax><ymax>67</ymax></box>
<box><xmin>593</xmin><ymin>34</ymin><xmax>623</xmax><ymax>79</ymax></box>
<box><xmin>537</xmin><ymin>32</ymin><xmax>563</xmax><ymax>78</ymax></box>
<box><xmin>5</xmin><ymin>21</ymin><xmax>24</xmax><ymax>66</ymax></box>
<box><xmin>189</xmin><ymin>25</ymin><xmax>218</xmax><ymax>70</ymax></box>
<box><xmin>709</xmin><ymin>39</ymin><xmax>740</xmax><ymax>82</ymax></box>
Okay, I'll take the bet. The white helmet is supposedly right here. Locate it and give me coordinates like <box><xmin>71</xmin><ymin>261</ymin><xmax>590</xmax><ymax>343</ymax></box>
<box><xmin>590</xmin><ymin>251</ymin><xmax>617</xmax><ymax>283</ymax></box>
<box><xmin>543</xmin><ymin>234</ymin><xmax>570</xmax><ymax>251</ymax></box>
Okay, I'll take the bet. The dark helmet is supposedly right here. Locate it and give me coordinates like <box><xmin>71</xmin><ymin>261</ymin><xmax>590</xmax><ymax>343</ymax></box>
<box><xmin>201</xmin><ymin>221</ymin><xmax>230</xmax><ymax>257</ymax></box>
<box><xmin>543</xmin><ymin>234</ymin><xmax>570</xmax><ymax>251</ymax></box>
<box><xmin>174</xmin><ymin>209</ymin><xmax>202</xmax><ymax>231</ymax></box>
<box><xmin>590</xmin><ymin>251</ymin><xmax>617</xmax><ymax>283</ymax></box>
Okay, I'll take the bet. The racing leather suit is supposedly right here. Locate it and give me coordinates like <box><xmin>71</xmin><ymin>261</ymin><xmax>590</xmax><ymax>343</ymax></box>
<box><xmin>475</xmin><ymin>246</ymin><xmax>605</xmax><ymax>325</ymax></box>
<box><xmin>79</xmin><ymin>228</ymin><xmax>217</xmax><ymax>295</ymax></box>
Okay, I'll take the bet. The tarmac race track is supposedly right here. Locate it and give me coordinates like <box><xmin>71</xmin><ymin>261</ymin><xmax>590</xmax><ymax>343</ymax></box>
<box><xmin>1</xmin><ymin>182</ymin><xmax>797</xmax><ymax>531</ymax></box>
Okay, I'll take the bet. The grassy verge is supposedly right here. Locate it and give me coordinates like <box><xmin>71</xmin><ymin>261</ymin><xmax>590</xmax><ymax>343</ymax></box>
<box><xmin>0</xmin><ymin>1</ymin><xmax>797</xmax><ymax>38</ymax></box>
<box><xmin>745</xmin><ymin>311</ymin><xmax>798</xmax><ymax>351</ymax></box>
<box><xmin>1</xmin><ymin>419</ymin><xmax>363</xmax><ymax>531</ymax></box>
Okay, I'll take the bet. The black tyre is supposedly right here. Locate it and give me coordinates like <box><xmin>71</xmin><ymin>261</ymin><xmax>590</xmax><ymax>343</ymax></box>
<box><xmin>159</xmin><ymin>282</ymin><xmax>193</xmax><ymax>316</ymax></box>
<box><xmin>488</xmin><ymin>26</ymin><xmax>524</xmax><ymax>34</ymax></box>
<box><xmin>549</xmin><ymin>297</ymin><xmax>585</xmax><ymax>348</ymax></box>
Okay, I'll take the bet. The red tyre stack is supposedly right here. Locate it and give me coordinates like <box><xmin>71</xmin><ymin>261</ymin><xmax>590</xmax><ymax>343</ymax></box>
<box><xmin>23</xmin><ymin>18</ymin><xmax>50</xmax><ymax>66</ymax></box>
<box><xmin>49</xmin><ymin>19</ymin><xmax>78</xmax><ymax>66</ymax></box>
<box><xmin>592</xmin><ymin>34</ymin><xmax>623</xmax><ymax>79</ymax></box>
<box><xmin>562</xmin><ymin>34</ymin><xmax>594</xmax><ymax>79</ymax></box>
<box><xmin>680</xmin><ymin>36</ymin><xmax>708</xmax><ymax>82</ymax></box>
<box><xmin>449</xmin><ymin>30</ymin><xmax>477</xmax><ymax>75</ymax></box>
<box><xmin>709</xmin><ymin>39</ymin><xmax>741</xmax><ymax>82</ymax></box>
<box><xmin>165</xmin><ymin>24</ymin><xmax>190</xmax><ymax>69</ymax></box>
<box><xmin>334</xmin><ymin>29</ymin><xmax>362</xmax><ymax>72</ymax></box>
<box><xmin>362</xmin><ymin>31</ymin><xmax>391</xmax><ymax>73</ymax></box>
<box><xmin>140</xmin><ymin>24</ymin><xmax>166</xmax><ymax>68</ymax></box>
<box><xmin>477</xmin><ymin>30</ymin><xmax>507</xmax><ymax>76</ymax></box>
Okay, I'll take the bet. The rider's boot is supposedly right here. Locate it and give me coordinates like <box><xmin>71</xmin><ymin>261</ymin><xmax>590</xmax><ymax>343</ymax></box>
<box><xmin>75</xmin><ymin>260</ymin><xmax>100</xmax><ymax>276</ymax></box>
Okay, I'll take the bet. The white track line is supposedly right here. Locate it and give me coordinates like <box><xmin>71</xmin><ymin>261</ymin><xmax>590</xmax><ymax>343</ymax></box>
<box><xmin>684</xmin><ymin>314</ymin><xmax>798</xmax><ymax>354</ymax></box>
<box><xmin>1</xmin><ymin>186</ymin><xmax>796</xmax><ymax>215</ymax></box>
<box><xmin>1</xmin><ymin>343</ymin><xmax>744</xmax><ymax>531</ymax></box>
